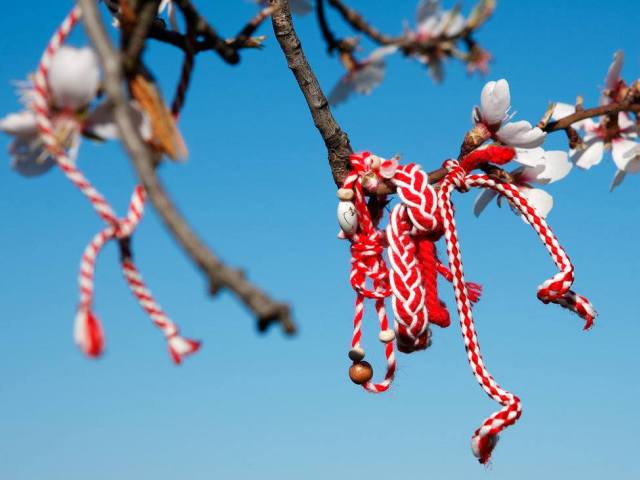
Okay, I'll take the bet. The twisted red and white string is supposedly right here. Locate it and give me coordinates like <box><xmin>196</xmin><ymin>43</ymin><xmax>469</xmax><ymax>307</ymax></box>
<box><xmin>32</xmin><ymin>6</ymin><xmax>199</xmax><ymax>362</ymax></box>
<box><xmin>342</xmin><ymin>152</ymin><xmax>396</xmax><ymax>393</ymax></box>
<box><xmin>339</xmin><ymin>149</ymin><xmax>596</xmax><ymax>463</ymax></box>
<box><xmin>437</xmin><ymin>159</ymin><xmax>595</xmax><ymax>463</ymax></box>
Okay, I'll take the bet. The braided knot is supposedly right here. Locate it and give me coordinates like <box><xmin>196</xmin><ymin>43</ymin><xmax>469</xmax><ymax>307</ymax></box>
<box><xmin>393</xmin><ymin>163</ymin><xmax>439</xmax><ymax>233</ymax></box>
<box><xmin>33</xmin><ymin>8</ymin><xmax>200</xmax><ymax>364</ymax></box>
<box><xmin>443</xmin><ymin>159</ymin><xmax>469</xmax><ymax>192</ymax></box>
<box><xmin>350</xmin><ymin>229</ymin><xmax>390</xmax><ymax>299</ymax></box>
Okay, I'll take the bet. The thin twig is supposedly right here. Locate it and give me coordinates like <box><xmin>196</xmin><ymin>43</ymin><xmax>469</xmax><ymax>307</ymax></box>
<box><xmin>78</xmin><ymin>0</ymin><xmax>296</xmax><ymax>335</ymax></box>
<box><xmin>316</xmin><ymin>0</ymin><xmax>353</xmax><ymax>55</ymax></box>
<box><xmin>326</xmin><ymin>0</ymin><xmax>400</xmax><ymax>46</ymax></box>
<box><xmin>229</xmin><ymin>6</ymin><xmax>273</xmax><ymax>50</ymax></box>
<box><xmin>121</xmin><ymin>0</ymin><xmax>161</xmax><ymax>74</ymax></box>
<box><xmin>172</xmin><ymin>0</ymin><xmax>239</xmax><ymax>63</ymax></box>
<box><xmin>544</xmin><ymin>101</ymin><xmax>640</xmax><ymax>132</ymax></box>
<box><xmin>326</xmin><ymin>0</ymin><xmax>481</xmax><ymax>56</ymax></box>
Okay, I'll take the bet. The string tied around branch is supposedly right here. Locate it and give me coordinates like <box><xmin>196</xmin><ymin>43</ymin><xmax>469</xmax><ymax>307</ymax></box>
<box><xmin>31</xmin><ymin>6</ymin><xmax>200</xmax><ymax>363</ymax></box>
<box><xmin>336</xmin><ymin>145</ymin><xmax>596</xmax><ymax>463</ymax></box>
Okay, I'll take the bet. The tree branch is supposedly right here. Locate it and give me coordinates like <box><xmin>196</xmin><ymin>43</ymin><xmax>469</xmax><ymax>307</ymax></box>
<box><xmin>78</xmin><ymin>0</ymin><xmax>296</xmax><ymax>335</ymax></box>
<box><xmin>271</xmin><ymin>0</ymin><xmax>354</xmax><ymax>188</ymax></box>
<box><xmin>271</xmin><ymin>0</ymin><xmax>450</xmax><ymax>191</ymax></box>
<box><xmin>544</xmin><ymin>101</ymin><xmax>640</xmax><ymax>132</ymax></box>
<box><xmin>172</xmin><ymin>0</ymin><xmax>239</xmax><ymax>64</ymax></box>
<box><xmin>325</xmin><ymin>0</ymin><xmax>487</xmax><ymax>57</ymax></box>
<box><xmin>326</xmin><ymin>0</ymin><xmax>401</xmax><ymax>46</ymax></box>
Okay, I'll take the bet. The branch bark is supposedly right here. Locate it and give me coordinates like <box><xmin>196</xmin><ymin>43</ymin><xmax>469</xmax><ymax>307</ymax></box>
<box><xmin>271</xmin><ymin>0</ymin><xmax>450</xmax><ymax>190</ymax></box>
<box><xmin>78</xmin><ymin>0</ymin><xmax>296</xmax><ymax>335</ymax></box>
<box><xmin>544</xmin><ymin>101</ymin><xmax>640</xmax><ymax>132</ymax></box>
<box><xmin>271</xmin><ymin>0</ymin><xmax>354</xmax><ymax>188</ymax></box>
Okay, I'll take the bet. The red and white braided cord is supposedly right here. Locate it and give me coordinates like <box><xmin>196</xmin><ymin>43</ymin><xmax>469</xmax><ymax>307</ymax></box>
<box><xmin>32</xmin><ymin>7</ymin><xmax>199</xmax><ymax>362</ymax></box>
<box><xmin>386</xmin><ymin>163</ymin><xmax>439</xmax><ymax>352</ymax></box>
<box><xmin>437</xmin><ymin>159</ymin><xmax>596</xmax><ymax>463</ymax></box>
<box><xmin>438</xmin><ymin>162</ymin><xmax>521</xmax><ymax>464</ymax></box>
<box><xmin>465</xmin><ymin>174</ymin><xmax>596</xmax><ymax>327</ymax></box>
<box><xmin>343</xmin><ymin>154</ymin><xmax>396</xmax><ymax>393</ymax></box>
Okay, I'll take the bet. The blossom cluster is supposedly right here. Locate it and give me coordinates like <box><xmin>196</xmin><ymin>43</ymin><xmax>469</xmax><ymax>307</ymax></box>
<box><xmin>328</xmin><ymin>0</ymin><xmax>495</xmax><ymax>106</ymax></box>
<box><xmin>0</xmin><ymin>46</ymin><xmax>148</xmax><ymax>177</ymax></box>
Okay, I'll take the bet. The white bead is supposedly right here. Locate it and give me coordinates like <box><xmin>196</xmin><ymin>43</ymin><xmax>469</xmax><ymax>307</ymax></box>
<box><xmin>337</xmin><ymin>201</ymin><xmax>358</xmax><ymax>235</ymax></box>
<box><xmin>336</xmin><ymin>188</ymin><xmax>354</xmax><ymax>201</ymax></box>
<box><xmin>378</xmin><ymin>329</ymin><xmax>395</xmax><ymax>343</ymax></box>
<box><xmin>348</xmin><ymin>347</ymin><xmax>365</xmax><ymax>362</ymax></box>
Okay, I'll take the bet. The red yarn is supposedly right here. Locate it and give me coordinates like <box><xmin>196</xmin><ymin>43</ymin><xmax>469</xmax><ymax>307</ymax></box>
<box><xmin>417</xmin><ymin>238</ymin><xmax>450</xmax><ymax>328</ymax></box>
<box><xmin>460</xmin><ymin>145</ymin><xmax>516</xmax><ymax>173</ymax></box>
<box><xmin>338</xmin><ymin>148</ymin><xmax>595</xmax><ymax>464</ymax></box>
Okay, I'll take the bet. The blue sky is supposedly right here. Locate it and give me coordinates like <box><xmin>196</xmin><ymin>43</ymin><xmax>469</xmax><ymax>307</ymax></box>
<box><xmin>1</xmin><ymin>1</ymin><xmax>639</xmax><ymax>479</ymax></box>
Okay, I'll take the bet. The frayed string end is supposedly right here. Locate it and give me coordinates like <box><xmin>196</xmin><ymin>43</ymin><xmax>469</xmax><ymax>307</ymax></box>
<box><xmin>168</xmin><ymin>335</ymin><xmax>201</xmax><ymax>364</ymax></box>
<box><xmin>74</xmin><ymin>308</ymin><xmax>105</xmax><ymax>358</ymax></box>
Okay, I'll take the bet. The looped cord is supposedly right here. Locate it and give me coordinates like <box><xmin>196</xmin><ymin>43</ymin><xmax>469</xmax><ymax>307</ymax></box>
<box><xmin>342</xmin><ymin>152</ymin><xmax>396</xmax><ymax>393</ymax></box>
<box><xmin>437</xmin><ymin>154</ymin><xmax>596</xmax><ymax>463</ymax></box>
<box><xmin>338</xmin><ymin>146</ymin><xmax>596</xmax><ymax>463</ymax></box>
<box><xmin>33</xmin><ymin>7</ymin><xmax>200</xmax><ymax>362</ymax></box>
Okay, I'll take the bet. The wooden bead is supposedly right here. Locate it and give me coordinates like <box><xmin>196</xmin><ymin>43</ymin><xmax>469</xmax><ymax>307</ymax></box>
<box><xmin>378</xmin><ymin>329</ymin><xmax>395</xmax><ymax>343</ymax></box>
<box><xmin>348</xmin><ymin>347</ymin><xmax>365</xmax><ymax>362</ymax></box>
<box><xmin>349</xmin><ymin>361</ymin><xmax>373</xmax><ymax>385</ymax></box>
<box><xmin>337</xmin><ymin>188</ymin><xmax>354</xmax><ymax>201</ymax></box>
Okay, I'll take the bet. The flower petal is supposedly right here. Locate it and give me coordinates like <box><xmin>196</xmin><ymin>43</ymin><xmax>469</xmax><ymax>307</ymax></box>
<box><xmin>290</xmin><ymin>0</ymin><xmax>313</xmax><ymax>15</ymax></box>
<box><xmin>444</xmin><ymin>11</ymin><xmax>466</xmax><ymax>36</ymax></box>
<box><xmin>83</xmin><ymin>102</ymin><xmax>119</xmax><ymax>140</ymax></box>
<box><xmin>0</xmin><ymin>110</ymin><xmax>38</xmax><ymax>136</ymax></box>
<box><xmin>610</xmin><ymin>170</ymin><xmax>626</xmax><ymax>191</ymax></box>
<box><xmin>536</xmin><ymin>150</ymin><xmax>573</xmax><ymax>184</ymax></box>
<box><xmin>48</xmin><ymin>46</ymin><xmax>100</xmax><ymax>110</ymax></box>
<box><xmin>496</xmin><ymin>121</ymin><xmax>546</xmax><ymax>148</ymax></box>
<box><xmin>416</xmin><ymin>0</ymin><xmax>439</xmax><ymax>24</ymax></box>
<box><xmin>570</xmin><ymin>138</ymin><xmax>604</xmax><ymax>169</ymax></box>
<box><xmin>519</xmin><ymin>186</ymin><xmax>553</xmax><ymax>218</ymax></box>
<box><xmin>601</xmin><ymin>50</ymin><xmax>624</xmax><ymax>105</ymax></box>
<box><xmin>618</xmin><ymin>112</ymin><xmax>637</xmax><ymax>135</ymax></box>
<box><xmin>328</xmin><ymin>77</ymin><xmax>352</xmax><ymax>106</ymax></box>
<box><xmin>367</xmin><ymin>45</ymin><xmax>399</xmax><ymax>62</ymax></box>
<box><xmin>514</xmin><ymin>147</ymin><xmax>545</xmax><ymax>167</ymax></box>
<box><xmin>512</xmin><ymin>165</ymin><xmax>541</xmax><ymax>184</ymax></box>
<box><xmin>480</xmin><ymin>79</ymin><xmax>510</xmax><ymax>125</ymax></box>
<box><xmin>551</xmin><ymin>102</ymin><xmax>598</xmax><ymax>131</ymax></box>
<box><xmin>611</xmin><ymin>138</ymin><xmax>640</xmax><ymax>173</ymax></box>
<box><xmin>551</xmin><ymin>102</ymin><xmax>575</xmax><ymax>121</ymax></box>
<box><xmin>329</xmin><ymin>55</ymin><xmax>388</xmax><ymax>106</ymax></box>
<box><xmin>9</xmin><ymin>133</ymin><xmax>56</xmax><ymax>177</ymax></box>
<box><xmin>473</xmin><ymin>189</ymin><xmax>499</xmax><ymax>217</ymax></box>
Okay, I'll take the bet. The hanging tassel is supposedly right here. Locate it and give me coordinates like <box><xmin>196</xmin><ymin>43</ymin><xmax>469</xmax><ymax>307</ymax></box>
<box><xmin>74</xmin><ymin>308</ymin><xmax>105</xmax><ymax>358</ymax></box>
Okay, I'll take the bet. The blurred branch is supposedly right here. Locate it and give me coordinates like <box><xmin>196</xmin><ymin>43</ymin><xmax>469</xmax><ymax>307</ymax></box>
<box><xmin>323</xmin><ymin>0</ymin><xmax>491</xmax><ymax>60</ymax></box>
<box><xmin>325</xmin><ymin>0</ymin><xmax>400</xmax><ymax>46</ymax></box>
<box><xmin>79</xmin><ymin>0</ymin><xmax>296</xmax><ymax>335</ymax></box>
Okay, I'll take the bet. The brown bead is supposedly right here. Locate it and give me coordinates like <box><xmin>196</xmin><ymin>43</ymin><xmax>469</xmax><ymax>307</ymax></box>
<box><xmin>349</xmin><ymin>361</ymin><xmax>373</xmax><ymax>385</ymax></box>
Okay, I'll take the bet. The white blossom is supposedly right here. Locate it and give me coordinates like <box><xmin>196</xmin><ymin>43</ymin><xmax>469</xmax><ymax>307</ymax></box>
<box><xmin>48</xmin><ymin>46</ymin><xmax>100</xmax><ymax>111</ymax></box>
<box><xmin>474</xmin><ymin>147</ymin><xmax>572</xmax><ymax>218</ymax></box>
<box><xmin>415</xmin><ymin>2</ymin><xmax>465</xmax><ymax>39</ymax></box>
<box><xmin>1</xmin><ymin>47</ymin><xmax>150</xmax><ymax>178</ymax></box>
<box><xmin>473</xmin><ymin>79</ymin><xmax>546</xmax><ymax>148</ymax></box>
<box><xmin>328</xmin><ymin>46</ymin><xmax>398</xmax><ymax>106</ymax></box>
<box><xmin>552</xmin><ymin>51</ymin><xmax>638</xmax><ymax>190</ymax></box>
